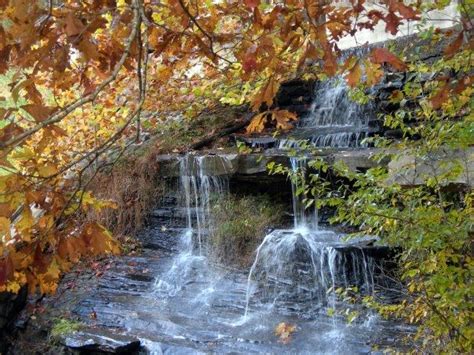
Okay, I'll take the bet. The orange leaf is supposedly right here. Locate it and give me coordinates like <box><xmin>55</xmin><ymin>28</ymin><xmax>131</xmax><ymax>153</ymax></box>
<box><xmin>384</xmin><ymin>12</ymin><xmax>400</xmax><ymax>35</ymax></box>
<box><xmin>444</xmin><ymin>31</ymin><xmax>464</xmax><ymax>58</ymax></box>
<box><xmin>323</xmin><ymin>47</ymin><xmax>337</xmax><ymax>76</ymax></box>
<box><xmin>346</xmin><ymin>61</ymin><xmax>361</xmax><ymax>87</ymax></box>
<box><xmin>246</xmin><ymin>112</ymin><xmax>268</xmax><ymax>133</ymax></box>
<box><xmin>22</xmin><ymin>104</ymin><xmax>53</xmax><ymax>123</ymax></box>
<box><xmin>395</xmin><ymin>3</ymin><xmax>420</xmax><ymax>20</ymax></box>
<box><xmin>0</xmin><ymin>256</ymin><xmax>14</xmax><ymax>286</ymax></box>
<box><xmin>272</xmin><ymin>109</ymin><xmax>297</xmax><ymax>131</ymax></box>
<box><xmin>251</xmin><ymin>78</ymin><xmax>279</xmax><ymax>111</ymax></box>
<box><xmin>243</xmin><ymin>51</ymin><xmax>257</xmax><ymax>73</ymax></box>
<box><xmin>0</xmin><ymin>203</ymin><xmax>11</xmax><ymax>218</ymax></box>
<box><xmin>64</xmin><ymin>12</ymin><xmax>85</xmax><ymax>37</ymax></box>
<box><xmin>244</xmin><ymin>0</ymin><xmax>260</xmax><ymax>10</ymax></box>
<box><xmin>364</xmin><ymin>59</ymin><xmax>383</xmax><ymax>86</ymax></box>
<box><xmin>371</xmin><ymin>48</ymin><xmax>406</xmax><ymax>71</ymax></box>
<box><xmin>431</xmin><ymin>83</ymin><xmax>449</xmax><ymax>109</ymax></box>
<box><xmin>275</xmin><ymin>322</ymin><xmax>296</xmax><ymax>344</ymax></box>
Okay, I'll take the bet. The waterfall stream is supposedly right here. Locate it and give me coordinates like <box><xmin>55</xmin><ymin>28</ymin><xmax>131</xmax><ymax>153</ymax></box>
<box><xmin>244</xmin><ymin>157</ymin><xmax>376</xmax><ymax>317</ymax></box>
<box><xmin>280</xmin><ymin>76</ymin><xmax>374</xmax><ymax>149</ymax></box>
<box><xmin>144</xmin><ymin>154</ymin><xmax>412</xmax><ymax>353</ymax></box>
<box><xmin>62</xmin><ymin>153</ymin><xmax>414</xmax><ymax>353</ymax></box>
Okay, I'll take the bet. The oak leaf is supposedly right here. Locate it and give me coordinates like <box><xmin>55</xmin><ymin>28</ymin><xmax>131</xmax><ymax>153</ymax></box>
<box><xmin>244</xmin><ymin>0</ymin><xmax>260</xmax><ymax>10</ymax></box>
<box><xmin>251</xmin><ymin>78</ymin><xmax>279</xmax><ymax>111</ymax></box>
<box><xmin>246</xmin><ymin>112</ymin><xmax>267</xmax><ymax>133</ymax></box>
<box><xmin>371</xmin><ymin>48</ymin><xmax>406</xmax><ymax>71</ymax></box>
<box><xmin>384</xmin><ymin>12</ymin><xmax>400</xmax><ymax>35</ymax></box>
<box><xmin>444</xmin><ymin>32</ymin><xmax>464</xmax><ymax>58</ymax></box>
<box><xmin>346</xmin><ymin>61</ymin><xmax>362</xmax><ymax>87</ymax></box>
<box><xmin>22</xmin><ymin>104</ymin><xmax>53</xmax><ymax>123</ymax></box>
<box><xmin>243</xmin><ymin>52</ymin><xmax>257</xmax><ymax>73</ymax></box>
<box><xmin>272</xmin><ymin>109</ymin><xmax>297</xmax><ymax>131</ymax></box>
<box><xmin>394</xmin><ymin>2</ymin><xmax>420</xmax><ymax>20</ymax></box>
<box><xmin>364</xmin><ymin>59</ymin><xmax>383</xmax><ymax>86</ymax></box>
<box><xmin>64</xmin><ymin>12</ymin><xmax>85</xmax><ymax>38</ymax></box>
<box><xmin>431</xmin><ymin>83</ymin><xmax>449</xmax><ymax>110</ymax></box>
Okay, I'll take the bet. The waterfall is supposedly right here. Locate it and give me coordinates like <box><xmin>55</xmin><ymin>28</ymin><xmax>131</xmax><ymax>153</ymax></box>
<box><xmin>155</xmin><ymin>154</ymin><xmax>229</xmax><ymax>295</ymax></box>
<box><xmin>290</xmin><ymin>157</ymin><xmax>318</xmax><ymax>231</ymax></box>
<box><xmin>179</xmin><ymin>155</ymin><xmax>229</xmax><ymax>254</ymax></box>
<box><xmin>280</xmin><ymin>76</ymin><xmax>374</xmax><ymax>149</ymax></box>
<box><xmin>245</xmin><ymin>157</ymin><xmax>375</xmax><ymax>316</ymax></box>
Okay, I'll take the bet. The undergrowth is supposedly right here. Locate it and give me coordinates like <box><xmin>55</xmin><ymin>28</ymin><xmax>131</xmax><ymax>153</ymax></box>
<box><xmin>210</xmin><ymin>194</ymin><xmax>285</xmax><ymax>267</ymax></box>
<box><xmin>86</xmin><ymin>105</ymin><xmax>248</xmax><ymax>245</ymax></box>
<box><xmin>49</xmin><ymin>318</ymin><xmax>82</xmax><ymax>342</ymax></box>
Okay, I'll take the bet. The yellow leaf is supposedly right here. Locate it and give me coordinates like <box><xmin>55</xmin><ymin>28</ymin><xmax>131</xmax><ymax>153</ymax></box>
<box><xmin>275</xmin><ymin>322</ymin><xmax>296</xmax><ymax>344</ymax></box>
<box><xmin>251</xmin><ymin>78</ymin><xmax>279</xmax><ymax>111</ymax></box>
<box><xmin>0</xmin><ymin>216</ymin><xmax>10</xmax><ymax>234</ymax></box>
<box><xmin>37</xmin><ymin>163</ymin><xmax>57</xmax><ymax>178</ymax></box>
<box><xmin>271</xmin><ymin>109</ymin><xmax>297</xmax><ymax>131</ymax></box>
<box><xmin>246</xmin><ymin>112</ymin><xmax>268</xmax><ymax>133</ymax></box>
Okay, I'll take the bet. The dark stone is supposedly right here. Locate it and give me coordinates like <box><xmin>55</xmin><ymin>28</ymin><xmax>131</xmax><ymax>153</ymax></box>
<box><xmin>61</xmin><ymin>328</ymin><xmax>141</xmax><ymax>354</ymax></box>
<box><xmin>0</xmin><ymin>285</ymin><xmax>28</xmax><ymax>353</ymax></box>
<box><xmin>275</xmin><ymin>79</ymin><xmax>316</xmax><ymax>107</ymax></box>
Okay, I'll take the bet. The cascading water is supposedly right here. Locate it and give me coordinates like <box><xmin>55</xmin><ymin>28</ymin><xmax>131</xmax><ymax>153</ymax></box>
<box><xmin>290</xmin><ymin>157</ymin><xmax>318</xmax><ymax>230</ymax></box>
<box><xmin>141</xmin><ymin>153</ymin><xmax>413</xmax><ymax>353</ymax></box>
<box><xmin>154</xmin><ymin>154</ymin><xmax>229</xmax><ymax>296</ymax></box>
<box><xmin>179</xmin><ymin>154</ymin><xmax>229</xmax><ymax>254</ymax></box>
<box><xmin>280</xmin><ymin>75</ymin><xmax>374</xmax><ymax>149</ymax></box>
<box><xmin>245</xmin><ymin>157</ymin><xmax>375</xmax><ymax>316</ymax></box>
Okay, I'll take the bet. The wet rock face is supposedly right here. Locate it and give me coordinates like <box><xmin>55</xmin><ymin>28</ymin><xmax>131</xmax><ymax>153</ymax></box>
<box><xmin>0</xmin><ymin>285</ymin><xmax>28</xmax><ymax>352</ymax></box>
<box><xmin>60</xmin><ymin>328</ymin><xmax>141</xmax><ymax>353</ymax></box>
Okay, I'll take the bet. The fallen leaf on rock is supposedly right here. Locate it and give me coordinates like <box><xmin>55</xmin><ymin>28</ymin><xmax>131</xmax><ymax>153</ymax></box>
<box><xmin>89</xmin><ymin>310</ymin><xmax>97</xmax><ymax>320</ymax></box>
<box><xmin>275</xmin><ymin>322</ymin><xmax>296</xmax><ymax>344</ymax></box>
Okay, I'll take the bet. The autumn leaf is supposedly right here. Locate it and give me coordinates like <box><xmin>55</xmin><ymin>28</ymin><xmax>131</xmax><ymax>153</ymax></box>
<box><xmin>364</xmin><ymin>59</ymin><xmax>384</xmax><ymax>86</ymax></box>
<box><xmin>384</xmin><ymin>12</ymin><xmax>401</xmax><ymax>35</ymax></box>
<box><xmin>22</xmin><ymin>104</ymin><xmax>53</xmax><ymax>123</ymax></box>
<box><xmin>431</xmin><ymin>83</ymin><xmax>449</xmax><ymax>109</ymax></box>
<box><xmin>246</xmin><ymin>112</ymin><xmax>267</xmax><ymax>133</ymax></box>
<box><xmin>0</xmin><ymin>256</ymin><xmax>14</xmax><ymax>287</ymax></box>
<box><xmin>244</xmin><ymin>0</ymin><xmax>260</xmax><ymax>10</ymax></box>
<box><xmin>272</xmin><ymin>109</ymin><xmax>298</xmax><ymax>131</ymax></box>
<box><xmin>275</xmin><ymin>322</ymin><xmax>296</xmax><ymax>344</ymax></box>
<box><xmin>251</xmin><ymin>78</ymin><xmax>279</xmax><ymax>111</ymax></box>
<box><xmin>243</xmin><ymin>52</ymin><xmax>257</xmax><ymax>73</ymax></box>
<box><xmin>64</xmin><ymin>12</ymin><xmax>85</xmax><ymax>38</ymax></box>
<box><xmin>0</xmin><ymin>203</ymin><xmax>11</xmax><ymax>218</ymax></box>
<box><xmin>444</xmin><ymin>32</ymin><xmax>464</xmax><ymax>58</ymax></box>
<box><xmin>346</xmin><ymin>60</ymin><xmax>362</xmax><ymax>87</ymax></box>
<box><xmin>371</xmin><ymin>48</ymin><xmax>407</xmax><ymax>71</ymax></box>
<box><xmin>394</xmin><ymin>2</ymin><xmax>420</xmax><ymax>20</ymax></box>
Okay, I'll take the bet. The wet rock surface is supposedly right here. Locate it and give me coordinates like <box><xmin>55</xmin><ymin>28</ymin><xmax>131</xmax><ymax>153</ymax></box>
<box><xmin>9</xmin><ymin>203</ymin><xmax>414</xmax><ymax>354</ymax></box>
<box><xmin>60</xmin><ymin>328</ymin><xmax>140</xmax><ymax>353</ymax></box>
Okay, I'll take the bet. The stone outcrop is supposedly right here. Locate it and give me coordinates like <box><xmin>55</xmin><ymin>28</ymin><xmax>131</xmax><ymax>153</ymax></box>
<box><xmin>61</xmin><ymin>328</ymin><xmax>141</xmax><ymax>354</ymax></box>
<box><xmin>0</xmin><ymin>286</ymin><xmax>28</xmax><ymax>353</ymax></box>
<box><xmin>156</xmin><ymin>148</ymin><xmax>474</xmax><ymax>188</ymax></box>
<box><xmin>387</xmin><ymin>148</ymin><xmax>474</xmax><ymax>187</ymax></box>
<box><xmin>156</xmin><ymin>150</ymin><xmax>377</xmax><ymax>177</ymax></box>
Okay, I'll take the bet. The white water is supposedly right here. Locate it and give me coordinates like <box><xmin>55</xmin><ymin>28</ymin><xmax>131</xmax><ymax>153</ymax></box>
<box><xmin>290</xmin><ymin>157</ymin><xmax>318</xmax><ymax>230</ymax></box>
<box><xmin>147</xmin><ymin>153</ymin><xmax>412</xmax><ymax>353</ymax></box>
<box><xmin>154</xmin><ymin>154</ymin><xmax>229</xmax><ymax>295</ymax></box>
<box><xmin>280</xmin><ymin>75</ymin><xmax>373</xmax><ymax>149</ymax></box>
<box><xmin>245</xmin><ymin>157</ymin><xmax>375</xmax><ymax>316</ymax></box>
<box><xmin>179</xmin><ymin>155</ymin><xmax>229</xmax><ymax>254</ymax></box>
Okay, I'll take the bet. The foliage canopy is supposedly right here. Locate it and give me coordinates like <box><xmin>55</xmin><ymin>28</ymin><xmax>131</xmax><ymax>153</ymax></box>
<box><xmin>0</xmin><ymin>0</ymin><xmax>472</xmax><ymax>351</ymax></box>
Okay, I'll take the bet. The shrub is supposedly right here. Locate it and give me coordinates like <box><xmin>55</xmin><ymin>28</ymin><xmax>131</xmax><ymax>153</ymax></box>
<box><xmin>210</xmin><ymin>194</ymin><xmax>285</xmax><ymax>267</ymax></box>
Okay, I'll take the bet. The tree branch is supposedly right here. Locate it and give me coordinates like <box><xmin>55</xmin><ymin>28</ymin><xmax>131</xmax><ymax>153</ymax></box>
<box><xmin>0</xmin><ymin>1</ymin><xmax>140</xmax><ymax>150</ymax></box>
